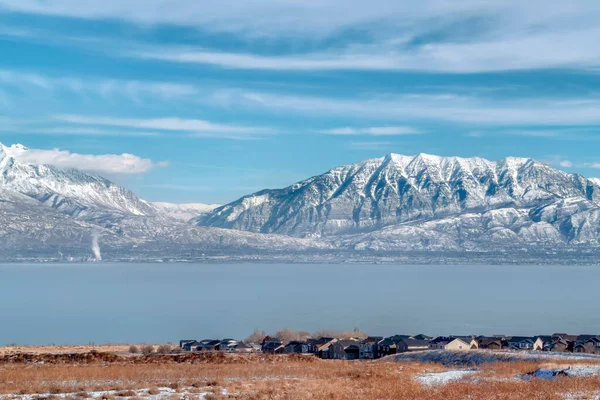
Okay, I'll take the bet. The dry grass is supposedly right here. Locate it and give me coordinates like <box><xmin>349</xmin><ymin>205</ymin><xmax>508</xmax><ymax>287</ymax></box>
<box><xmin>0</xmin><ymin>352</ymin><xmax>600</xmax><ymax>399</ymax></box>
<box><xmin>0</xmin><ymin>344</ymin><xmax>163</xmax><ymax>356</ymax></box>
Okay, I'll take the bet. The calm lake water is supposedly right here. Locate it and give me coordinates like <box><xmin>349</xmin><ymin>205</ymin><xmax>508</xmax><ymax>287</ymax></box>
<box><xmin>0</xmin><ymin>263</ymin><xmax>599</xmax><ymax>345</ymax></box>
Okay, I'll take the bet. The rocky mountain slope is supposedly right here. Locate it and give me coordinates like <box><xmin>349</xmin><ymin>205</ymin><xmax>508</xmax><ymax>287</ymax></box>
<box><xmin>152</xmin><ymin>202</ymin><xmax>219</xmax><ymax>221</ymax></box>
<box><xmin>0</xmin><ymin>143</ymin><xmax>326</xmax><ymax>261</ymax></box>
<box><xmin>195</xmin><ymin>153</ymin><xmax>600</xmax><ymax>249</ymax></box>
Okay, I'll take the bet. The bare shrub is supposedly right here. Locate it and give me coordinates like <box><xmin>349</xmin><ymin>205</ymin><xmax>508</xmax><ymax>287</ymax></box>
<box><xmin>140</xmin><ymin>345</ymin><xmax>154</xmax><ymax>355</ymax></box>
<box><xmin>274</xmin><ymin>329</ymin><xmax>312</xmax><ymax>344</ymax></box>
<box><xmin>128</xmin><ymin>346</ymin><xmax>139</xmax><ymax>354</ymax></box>
<box><xmin>157</xmin><ymin>344</ymin><xmax>172</xmax><ymax>354</ymax></box>
<box><xmin>245</xmin><ymin>329</ymin><xmax>267</xmax><ymax>343</ymax></box>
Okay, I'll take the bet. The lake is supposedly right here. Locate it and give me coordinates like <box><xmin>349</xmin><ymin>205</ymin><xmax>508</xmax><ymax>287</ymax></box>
<box><xmin>0</xmin><ymin>263</ymin><xmax>598</xmax><ymax>345</ymax></box>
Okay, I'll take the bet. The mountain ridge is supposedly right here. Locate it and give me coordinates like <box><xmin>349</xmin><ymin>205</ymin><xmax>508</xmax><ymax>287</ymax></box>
<box><xmin>195</xmin><ymin>153</ymin><xmax>600</xmax><ymax>247</ymax></box>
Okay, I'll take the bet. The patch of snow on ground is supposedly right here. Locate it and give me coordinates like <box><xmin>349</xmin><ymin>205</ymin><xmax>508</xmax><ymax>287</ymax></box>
<box><xmin>415</xmin><ymin>370</ymin><xmax>477</xmax><ymax>386</ymax></box>
<box><xmin>0</xmin><ymin>386</ymin><xmax>226</xmax><ymax>400</ymax></box>
<box><xmin>386</xmin><ymin>350</ymin><xmax>600</xmax><ymax>366</ymax></box>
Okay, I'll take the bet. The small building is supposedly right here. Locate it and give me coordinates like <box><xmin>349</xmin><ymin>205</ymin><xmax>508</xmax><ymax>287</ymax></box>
<box><xmin>284</xmin><ymin>341</ymin><xmax>305</xmax><ymax>354</ymax></box>
<box><xmin>232</xmin><ymin>341</ymin><xmax>254</xmax><ymax>353</ymax></box>
<box><xmin>262</xmin><ymin>340</ymin><xmax>284</xmax><ymax>354</ymax></box>
<box><xmin>396</xmin><ymin>339</ymin><xmax>430</xmax><ymax>353</ymax></box>
<box><xmin>533</xmin><ymin>336</ymin><xmax>553</xmax><ymax>351</ymax></box>
<box><xmin>376</xmin><ymin>337</ymin><xmax>399</xmax><ymax>358</ymax></box>
<box><xmin>506</xmin><ymin>337</ymin><xmax>535</xmax><ymax>351</ymax></box>
<box><xmin>429</xmin><ymin>336</ymin><xmax>452</xmax><ymax>350</ymax></box>
<box><xmin>445</xmin><ymin>338</ymin><xmax>471</xmax><ymax>351</ymax></box>
<box><xmin>359</xmin><ymin>336</ymin><xmax>383</xmax><ymax>359</ymax></box>
<box><xmin>475</xmin><ymin>337</ymin><xmax>504</xmax><ymax>350</ymax></box>
<box><xmin>330</xmin><ymin>340</ymin><xmax>360</xmax><ymax>360</ymax></box>
<box><xmin>550</xmin><ymin>338</ymin><xmax>569</xmax><ymax>352</ymax></box>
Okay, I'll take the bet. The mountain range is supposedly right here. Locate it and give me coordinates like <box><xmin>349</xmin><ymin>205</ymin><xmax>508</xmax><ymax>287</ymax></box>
<box><xmin>196</xmin><ymin>153</ymin><xmax>600</xmax><ymax>251</ymax></box>
<box><xmin>1</xmin><ymin>143</ymin><xmax>599</xmax><ymax>262</ymax></box>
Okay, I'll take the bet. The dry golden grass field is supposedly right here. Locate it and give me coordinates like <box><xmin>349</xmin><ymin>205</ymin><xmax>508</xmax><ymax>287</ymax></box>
<box><xmin>1</xmin><ymin>350</ymin><xmax>600</xmax><ymax>399</ymax></box>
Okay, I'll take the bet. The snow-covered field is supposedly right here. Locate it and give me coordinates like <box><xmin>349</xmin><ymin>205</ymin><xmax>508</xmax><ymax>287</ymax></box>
<box><xmin>0</xmin><ymin>386</ymin><xmax>227</xmax><ymax>400</ymax></box>
<box><xmin>387</xmin><ymin>350</ymin><xmax>600</xmax><ymax>366</ymax></box>
<box><xmin>414</xmin><ymin>370</ymin><xmax>477</xmax><ymax>386</ymax></box>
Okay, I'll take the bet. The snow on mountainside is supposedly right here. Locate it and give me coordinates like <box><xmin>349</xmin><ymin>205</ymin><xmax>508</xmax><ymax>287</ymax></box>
<box><xmin>195</xmin><ymin>153</ymin><xmax>600</xmax><ymax>247</ymax></box>
<box><xmin>0</xmin><ymin>142</ymin><xmax>327</xmax><ymax>260</ymax></box>
<box><xmin>0</xmin><ymin>143</ymin><xmax>156</xmax><ymax>221</ymax></box>
<box><xmin>592</xmin><ymin>178</ymin><xmax>600</xmax><ymax>187</ymax></box>
<box><xmin>152</xmin><ymin>202</ymin><xmax>219</xmax><ymax>221</ymax></box>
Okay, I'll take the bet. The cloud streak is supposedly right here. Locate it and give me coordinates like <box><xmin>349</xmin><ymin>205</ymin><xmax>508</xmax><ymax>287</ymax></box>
<box><xmin>322</xmin><ymin>126</ymin><xmax>421</xmax><ymax>136</ymax></box>
<box><xmin>215</xmin><ymin>90</ymin><xmax>600</xmax><ymax>126</ymax></box>
<box><xmin>1</xmin><ymin>143</ymin><xmax>167</xmax><ymax>174</ymax></box>
<box><xmin>54</xmin><ymin>115</ymin><xmax>273</xmax><ymax>139</ymax></box>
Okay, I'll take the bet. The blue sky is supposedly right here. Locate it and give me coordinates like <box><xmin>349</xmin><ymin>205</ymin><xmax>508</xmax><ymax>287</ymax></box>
<box><xmin>1</xmin><ymin>0</ymin><xmax>600</xmax><ymax>204</ymax></box>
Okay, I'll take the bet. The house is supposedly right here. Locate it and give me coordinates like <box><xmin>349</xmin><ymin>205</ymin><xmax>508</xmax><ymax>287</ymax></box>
<box><xmin>218</xmin><ymin>339</ymin><xmax>238</xmax><ymax>352</ymax></box>
<box><xmin>180</xmin><ymin>340</ymin><xmax>196</xmax><ymax>350</ymax></box>
<box><xmin>330</xmin><ymin>340</ymin><xmax>360</xmax><ymax>360</ymax></box>
<box><xmin>445</xmin><ymin>338</ymin><xmax>471</xmax><ymax>351</ymax></box>
<box><xmin>533</xmin><ymin>336</ymin><xmax>553</xmax><ymax>351</ymax></box>
<box><xmin>232</xmin><ymin>341</ymin><xmax>254</xmax><ymax>353</ymax></box>
<box><xmin>573</xmin><ymin>341</ymin><xmax>597</xmax><ymax>354</ymax></box>
<box><xmin>359</xmin><ymin>336</ymin><xmax>383</xmax><ymax>359</ymax></box>
<box><xmin>284</xmin><ymin>341</ymin><xmax>305</xmax><ymax>354</ymax></box>
<box><xmin>309</xmin><ymin>338</ymin><xmax>337</xmax><ymax>359</ymax></box>
<box><xmin>376</xmin><ymin>337</ymin><xmax>399</xmax><ymax>358</ymax></box>
<box><xmin>506</xmin><ymin>337</ymin><xmax>535</xmax><ymax>351</ymax></box>
<box><xmin>429</xmin><ymin>336</ymin><xmax>452</xmax><ymax>350</ymax></box>
<box><xmin>586</xmin><ymin>337</ymin><xmax>600</xmax><ymax>352</ymax></box>
<box><xmin>475</xmin><ymin>337</ymin><xmax>504</xmax><ymax>350</ymax></box>
<box><xmin>574</xmin><ymin>337</ymin><xmax>600</xmax><ymax>354</ymax></box>
<box><xmin>262</xmin><ymin>339</ymin><xmax>284</xmax><ymax>354</ymax></box>
<box><xmin>182</xmin><ymin>340</ymin><xmax>201</xmax><ymax>351</ymax></box>
<box><xmin>550</xmin><ymin>338</ymin><xmax>569</xmax><ymax>352</ymax></box>
<box><xmin>396</xmin><ymin>339</ymin><xmax>430</xmax><ymax>353</ymax></box>
<box><xmin>189</xmin><ymin>339</ymin><xmax>220</xmax><ymax>352</ymax></box>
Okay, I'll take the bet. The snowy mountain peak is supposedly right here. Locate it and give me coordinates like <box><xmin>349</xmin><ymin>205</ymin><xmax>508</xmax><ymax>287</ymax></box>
<box><xmin>195</xmin><ymin>153</ymin><xmax>600</xmax><ymax>237</ymax></box>
<box><xmin>0</xmin><ymin>143</ymin><xmax>157</xmax><ymax>221</ymax></box>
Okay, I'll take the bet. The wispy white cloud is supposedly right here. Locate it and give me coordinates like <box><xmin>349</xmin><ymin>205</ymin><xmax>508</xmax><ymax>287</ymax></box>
<box><xmin>214</xmin><ymin>90</ymin><xmax>600</xmax><ymax>126</ymax></box>
<box><xmin>54</xmin><ymin>115</ymin><xmax>273</xmax><ymax>139</ymax></box>
<box><xmin>322</xmin><ymin>126</ymin><xmax>420</xmax><ymax>136</ymax></box>
<box><xmin>0</xmin><ymin>125</ymin><xmax>162</xmax><ymax>137</ymax></box>
<box><xmin>347</xmin><ymin>141</ymin><xmax>393</xmax><ymax>150</ymax></box>
<box><xmin>1</xmin><ymin>143</ymin><xmax>167</xmax><ymax>174</ymax></box>
<box><xmin>3</xmin><ymin>1</ymin><xmax>600</xmax><ymax>73</ymax></box>
<box><xmin>131</xmin><ymin>26</ymin><xmax>600</xmax><ymax>73</ymax></box>
<box><xmin>0</xmin><ymin>69</ymin><xmax>199</xmax><ymax>100</ymax></box>
<box><xmin>559</xmin><ymin>160</ymin><xmax>573</xmax><ymax>168</ymax></box>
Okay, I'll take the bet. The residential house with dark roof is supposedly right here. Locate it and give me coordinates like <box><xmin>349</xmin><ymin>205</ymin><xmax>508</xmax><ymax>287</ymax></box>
<box><xmin>506</xmin><ymin>337</ymin><xmax>535</xmax><ymax>351</ymax></box>
<box><xmin>359</xmin><ymin>336</ymin><xmax>383</xmax><ymax>359</ymax></box>
<box><xmin>376</xmin><ymin>337</ymin><xmax>399</xmax><ymax>358</ymax></box>
<box><xmin>429</xmin><ymin>336</ymin><xmax>453</xmax><ymax>350</ymax></box>
<box><xmin>284</xmin><ymin>341</ymin><xmax>305</xmax><ymax>354</ymax></box>
<box><xmin>262</xmin><ymin>339</ymin><xmax>284</xmax><ymax>354</ymax></box>
<box><xmin>396</xmin><ymin>339</ymin><xmax>430</xmax><ymax>353</ymax></box>
<box><xmin>475</xmin><ymin>337</ymin><xmax>504</xmax><ymax>350</ymax></box>
<box><xmin>232</xmin><ymin>341</ymin><xmax>254</xmax><ymax>353</ymax></box>
<box><xmin>534</xmin><ymin>336</ymin><xmax>553</xmax><ymax>351</ymax></box>
<box><xmin>330</xmin><ymin>340</ymin><xmax>360</xmax><ymax>360</ymax></box>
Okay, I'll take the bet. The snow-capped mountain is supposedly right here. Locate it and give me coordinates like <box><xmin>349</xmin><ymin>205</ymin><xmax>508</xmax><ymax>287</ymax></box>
<box><xmin>0</xmin><ymin>143</ymin><xmax>157</xmax><ymax>222</ymax></box>
<box><xmin>152</xmin><ymin>202</ymin><xmax>220</xmax><ymax>221</ymax></box>
<box><xmin>0</xmin><ymin>143</ymin><xmax>326</xmax><ymax>260</ymax></box>
<box><xmin>195</xmin><ymin>153</ymin><xmax>600</xmax><ymax>247</ymax></box>
<box><xmin>592</xmin><ymin>178</ymin><xmax>600</xmax><ymax>187</ymax></box>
